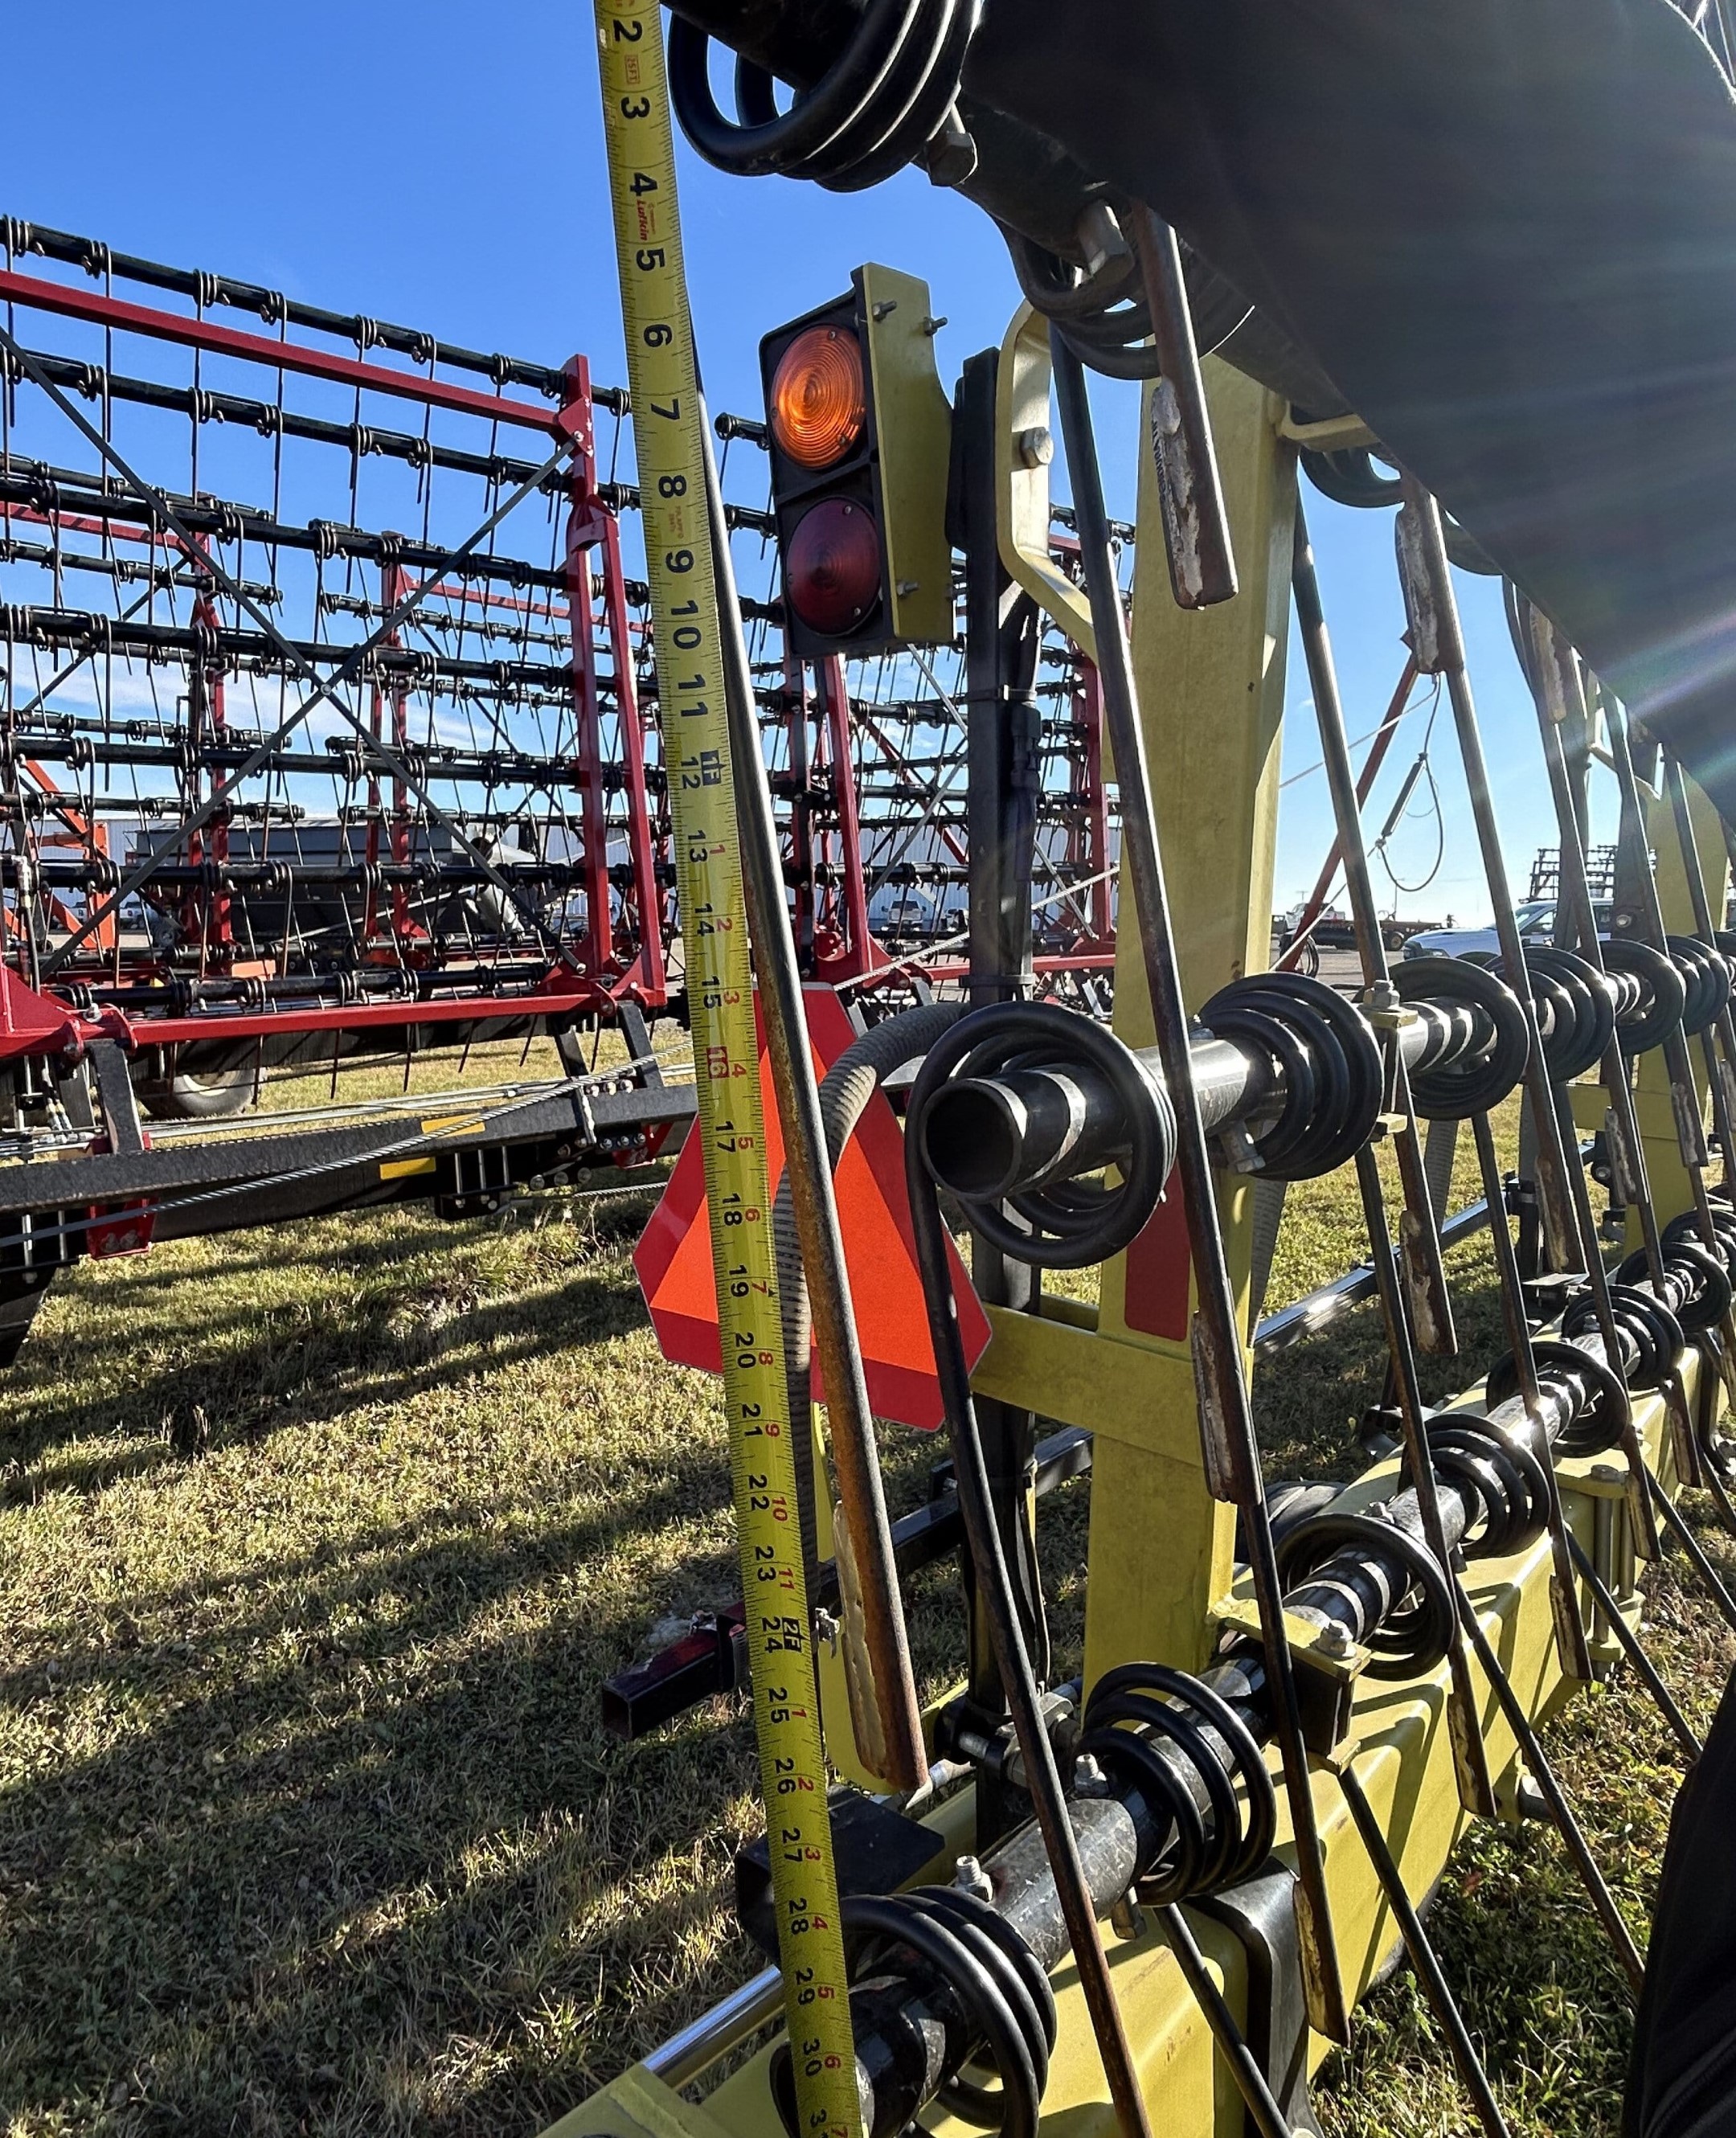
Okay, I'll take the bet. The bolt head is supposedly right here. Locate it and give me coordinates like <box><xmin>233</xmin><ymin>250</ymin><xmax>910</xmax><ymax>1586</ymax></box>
<box><xmin>1017</xmin><ymin>426</ymin><xmax>1054</xmax><ymax>471</ymax></box>
<box><xmin>922</xmin><ymin>124</ymin><xmax>976</xmax><ymax>188</ymax></box>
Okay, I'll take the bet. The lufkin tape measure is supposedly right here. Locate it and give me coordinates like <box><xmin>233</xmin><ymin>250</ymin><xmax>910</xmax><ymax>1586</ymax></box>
<box><xmin>592</xmin><ymin>8</ymin><xmax>860</xmax><ymax>2136</ymax></box>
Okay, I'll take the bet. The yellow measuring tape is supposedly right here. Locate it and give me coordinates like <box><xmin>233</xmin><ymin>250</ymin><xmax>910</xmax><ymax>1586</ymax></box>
<box><xmin>593</xmin><ymin>9</ymin><xmax>859</xmax><ymax>2135</ymax></box>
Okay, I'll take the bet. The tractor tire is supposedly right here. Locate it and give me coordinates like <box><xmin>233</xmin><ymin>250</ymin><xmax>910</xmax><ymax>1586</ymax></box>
<box><xmin>135</xmin><ymin>1065</ymin><xmax>254</xmax><ymax>1122</ymax></box>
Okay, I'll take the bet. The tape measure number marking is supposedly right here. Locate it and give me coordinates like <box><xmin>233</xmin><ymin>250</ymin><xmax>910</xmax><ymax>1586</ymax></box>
<box><xmin>594</xmin><ymin>10</ymin><xmax>860</xmax><ymax>2137</ymax></box>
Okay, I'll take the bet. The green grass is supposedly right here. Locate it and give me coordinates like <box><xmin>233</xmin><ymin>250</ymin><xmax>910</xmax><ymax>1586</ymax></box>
<box><xmin>0</xmin><ymin>1075</ymin><xmax>1730</xmax><ymax>2136</ymax></box>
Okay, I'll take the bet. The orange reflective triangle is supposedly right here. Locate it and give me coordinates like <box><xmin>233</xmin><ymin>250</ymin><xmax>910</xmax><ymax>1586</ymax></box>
<box><xmin>633</xmin><ymin>985</ymin><xmax>989</xmax><ymax>1431</ymax></box>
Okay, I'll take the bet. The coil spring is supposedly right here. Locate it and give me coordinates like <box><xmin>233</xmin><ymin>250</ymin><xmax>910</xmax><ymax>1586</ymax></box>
<box><xmin>1475</xmin><ymin>943</ymin><xmax>1618</xmax><ymax>1080</ymax></box>
<box><xmin>1558</xmin><ymin>1214</ymin><xmax>1735</xmax><ymax>1382</ymax></box>
<box><xmin>1563</xmin><ymin>1284</ymin><xmax>1685</xmax><ymax>1391</ymax></box>
<box><xmin>908</xmin><ymin>1001</ymin><xmax>1176</xmax><ymax>1269</ymax></box>
<box><xmin>1493</xmin><ymin>1205</ymin><xmax>1736</xmax><ymax>1454</ymax></box>
<box><xmin>1665</xmin><ymin>1198</ymin><xmax>1736</xmax><ymax>1276</ymax></box>
<box><xmin>1533</xmin><ymin>943</ymin><xmax>1621</xmax><ymax>1075</ymax></box>
<box><xmin>825</xmin><ymin>1885</ymin><xmax>1057</xmax><ymax>2138</ymax></box>
<box><xmin>1646</xmin><ymin>1216</ymin><xmax>1736</xmax><ymax>1333</ymax></box>
<box><xmin>1275</xmin><ymin>1508</ymin><xmax>1459</xmax><ymax>1678</ymax></box>
<box><xmin>1667</xmin><ymin>933</ymin><xmax>1731</xmax><ymax>1036</ymax></box>
<box><xmin>1417</xmin><ymin>1412</ymin><xmax>1552</xmax><ymax>1558</ymax></box>
<box><xmin>1486</xmin><ymin>1336</ymin><xmax>1632</xmax><ymax>1458</ymax></box>
<box><xmin>1602</xmin><ymin>936</ymin><xmax>1687</xmax><ymax>1056</ymax></box>
<box><xmin>1002</xmin><ymin>224</ymin><xmax>1160</xmax><ymax>380</ymax></box>
<box><xmin>1000</xmin><ymin>219</ymin><xmax>1256</xmax><ymax>384</ymax></box>
<box><xmin>1196</xmin><ymin>971</ymin><xmax>1382</xmax><ymax>1180</ymax></box>
<box><xmin>668</xmin><ymin>0</ymin><xmax>981</xmax><ymax>193</ymax></box>
<box><xmin>1392</xmin><ymin>955</ymin><xmax>1529</xmax><ymax>1119</ymax></box>
<box><xmin>1076</xmin><ymin>1662</ymin><xmax>1276</xmax><ymax>1903</ymax></box>
<box><xmin>1479</xmin><ymin>936</ymin><xmax>1711</xmax><ymax>1071</ymax></box>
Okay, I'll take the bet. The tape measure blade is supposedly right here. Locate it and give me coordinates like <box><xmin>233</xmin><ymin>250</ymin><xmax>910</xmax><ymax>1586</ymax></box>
<box><xmin>592</xmin><ymin>10</ymin><xmax>861</xmax><ymax>2135</ymax></box>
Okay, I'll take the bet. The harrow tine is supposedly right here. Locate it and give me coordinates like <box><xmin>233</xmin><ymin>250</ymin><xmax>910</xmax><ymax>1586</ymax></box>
<box><xmin>1401</xmin><ymin>497</ymin><xmax>1667</xmax><ymax>1558</ymax></box>
<box><xmin>1565</xmin><ymin>1532</ymin><xmax>1703</xmax><ymax>1764</ymax></box>
<box><xmin>1658</xmin><ymin>747</ymin><xmax>1736</xmax><ymax>1189</ymax></box>
<box><xmin>1467</xmin><ymin>1110</ymin><xmax>1596</xmax><ymax>1685</ymax></box>
<box><xmin>1128</xmin><ymin>206</ymin><xmax>1238</xmax><ymax>612</ymax></box>
<box><xmin>1394</xmin><ymin>481</ymin><xmax>1582</xmax><ymax>1277</ymax></box>
<box><xmin>1520</xmin><ymin>607</ymin><xmax>1699</xmax><ymax>1534</ymax></box>
<box><xmin>1521</xmin><ymin>620</ymin><xmax>1711</xmax><ymax>1504</ymax></box>
<box><xmin>1293</xmin><ymin>500</ymin><xmax>1456</xmax><ymax>1357</ymax></box>
<box><xmin>1648</xmin><ymin>1472</ymin><xmax>1736</xmax><ymax>1635</ymax></box>
<box><xmin>905</xmin><ymin>1094</ymin><xmax>1159</xmax><ymax>2138</ymax></box>
<box><xmin>1542</xmin><ymin>1063</ymin><xmax>1667</xmax><ymax>1563</ymax></box>
<box><xmin>1575</xmin><ymin>675</ymin><xmax>1736</xmax><ymax>1541</ymax></box>
<box><xmin>1333</xmin><ymin>1759</ymin><xmax>1515</xmax><ymax>2138</ymax></box>
<box><xmin>1157</xmin><ymin>1905</ymin><xmax>1304</xmax><ymax>2138</ymax></box>
<box><xmin>1353</xmin><ymin>1140</ymin><xmax>1496</xmax><ymax>1816</ymax></box>
<box><xmin>1292</xmin><ymin>492</ymin><xmax>1508</xmax><ymax>1801</ymax></box>
<box><xmin>1602</xmin><ymin>690</ymin><xmax>1713</xmax><ymax>1175</ymax></box>
<box><xmin>1456</xmin><ymin>1594</ymin><xmax>1647</xmax><ymax>2002</ymax></box>
<box><xmin>1386</xmin><ymin>492</ymin><xmax>1699</xmax><ymax>1980</ymax></box>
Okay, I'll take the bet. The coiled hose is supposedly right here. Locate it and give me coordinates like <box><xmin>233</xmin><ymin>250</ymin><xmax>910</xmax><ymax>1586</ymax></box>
<box><xmin>772</xmin><ymin>1000</ymin><xmax>964</xmax><ymax>1481</ymax></box>
<box><xmin>667</xmin><ymin>0</ymin><xmax>981</xmax><ymax>191</ymax></box>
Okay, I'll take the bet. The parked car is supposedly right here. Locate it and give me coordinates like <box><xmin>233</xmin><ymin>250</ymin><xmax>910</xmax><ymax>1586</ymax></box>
<box><xmin>1275</xmin><ymin>903</ymin><xmax>1426</xmax><ymax>957</ymax></box>
<box><xmin>1400</xmin><ymin>898</ymin><xmax>1613</xmax><ymax>960</ymax></box>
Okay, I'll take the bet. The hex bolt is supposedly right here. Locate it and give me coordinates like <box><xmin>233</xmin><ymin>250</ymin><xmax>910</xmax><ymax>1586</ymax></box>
<box><xmin>952</xmin><ymin>1853</ymin><xmax>993</xmax><ymax>1904</ymax></box>
<box><xmin>1017</xmin><ymin>426</ymin><xmax>1054</xmax><ymax>471</ymax></box>
<box><xmin>1073</xmin><ymin>1751</ymin><xmax>1109</xmax><ymax>1796</ymax></box>
<box><xmin>1109</xmin><ymin>1893</ymin><xmax>1148</xmax><ymax>1943</ymax></box>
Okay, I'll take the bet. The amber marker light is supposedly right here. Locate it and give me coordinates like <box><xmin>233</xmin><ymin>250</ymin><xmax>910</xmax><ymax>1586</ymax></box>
<box><xmin>769</xmin><ymin>325</ymin><xmax>867</xmax><ymax>469</ymax></box>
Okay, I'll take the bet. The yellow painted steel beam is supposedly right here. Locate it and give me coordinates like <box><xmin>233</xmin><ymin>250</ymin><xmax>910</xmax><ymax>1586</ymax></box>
<box><xmin>1084</xmin><ymin>360</ymin><xmax>1295</xmax><ymax>1685</ymax></box>
<box><xmin>993</xmin><ymin>305</ymin><xmax>1099</xmax><ymax>662</ymax></box>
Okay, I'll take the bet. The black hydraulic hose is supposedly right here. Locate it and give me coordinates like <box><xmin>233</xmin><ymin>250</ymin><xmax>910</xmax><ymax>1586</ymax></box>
<box><xmin>667</xmin><ymin>0</ymin><xmax>979</xmax><ymax>191</ymax></box>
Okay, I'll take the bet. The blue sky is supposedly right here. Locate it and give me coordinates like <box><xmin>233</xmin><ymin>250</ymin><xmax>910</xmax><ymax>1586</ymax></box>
<box><xmin>1</xmin><ymin>0</ymin><xmax>1598</xmax><ymax>920</ymax></box>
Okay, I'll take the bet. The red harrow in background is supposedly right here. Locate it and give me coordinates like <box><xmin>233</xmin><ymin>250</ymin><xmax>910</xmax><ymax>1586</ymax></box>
<box><xmin>0</xmin><ymin>218</ymin><xmax>1121</xmax><ymax>1362</ymax></box>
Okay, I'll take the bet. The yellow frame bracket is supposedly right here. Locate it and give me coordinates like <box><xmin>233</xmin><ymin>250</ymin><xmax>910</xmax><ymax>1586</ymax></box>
<box><xmin>993</xmin><ymin>303</ymin><xmax>1097</xmax><ymax>661</ymax></box>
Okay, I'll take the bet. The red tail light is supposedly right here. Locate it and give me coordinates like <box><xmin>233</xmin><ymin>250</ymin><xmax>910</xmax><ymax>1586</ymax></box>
<box><xmin>785</xmin><ymin>498</ymin><xmax>882</xmax><ymax>637</ymax></box>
